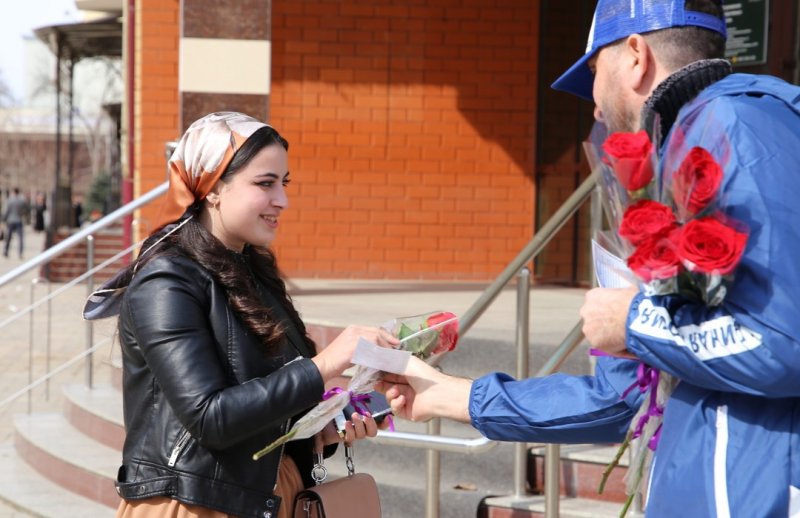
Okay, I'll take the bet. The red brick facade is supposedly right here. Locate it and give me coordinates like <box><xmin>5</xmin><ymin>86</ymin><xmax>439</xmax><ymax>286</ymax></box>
<box><xmin>266</xmin><ymin>1</ymin><xmax>539</xmax><ymax>279</ymax></box>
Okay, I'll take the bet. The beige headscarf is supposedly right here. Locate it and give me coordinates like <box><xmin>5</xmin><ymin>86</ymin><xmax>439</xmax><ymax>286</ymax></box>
<box><xmin>156</xmin><ymin>111</ymin><xmax>269</xmax><ymax>229</ymax></box>
<box><xmin>83</xmin><ymin>112</ymin><xmax>270</xmax><ymax>321</ymax></box>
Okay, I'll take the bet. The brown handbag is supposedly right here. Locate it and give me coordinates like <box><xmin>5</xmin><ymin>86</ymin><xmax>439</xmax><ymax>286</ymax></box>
<box><xmin>294</xmin><ymin>443</ymin><xmax>381</xmax><ymax>518</ymax></box>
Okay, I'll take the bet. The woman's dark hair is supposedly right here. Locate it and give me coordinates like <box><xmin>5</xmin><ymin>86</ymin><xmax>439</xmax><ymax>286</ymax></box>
<box><xmin>127</xmin><ymin>125</ymin><xmax>315</xmax><ymax>352</ymax></box>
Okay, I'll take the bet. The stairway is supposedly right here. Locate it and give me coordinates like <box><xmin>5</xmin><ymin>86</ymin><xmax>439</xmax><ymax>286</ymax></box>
<box><xmin>0</xmin><ymin>381</ymin><xmax>121</xmax><ymax>517</ymax></box>
<box><xmin>0</xmin><ymin>320</ymin><xmax>633</xmax><ymax>517</ymax></box>
<box><xmin>42</xmin><ymin>226</ymin><xmax>129</xmax><ymax>283</ymax></box>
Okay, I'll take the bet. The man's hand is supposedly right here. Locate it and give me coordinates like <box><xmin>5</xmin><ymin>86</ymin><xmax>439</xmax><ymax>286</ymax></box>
<box><xmin>580</xmin><ymin>287</ymin><xmax>638</xmax><ymax>357</ymax></box>
<box><xmin>376</xmin><ymin>357</ymin><xmax>472</xmax><ymax>424</ymax></box>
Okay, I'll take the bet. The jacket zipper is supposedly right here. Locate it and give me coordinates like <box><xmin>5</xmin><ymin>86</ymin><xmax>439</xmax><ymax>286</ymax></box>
<box><xmin>272</xmin><ymin>419</ymin><xmax>291</xmax><ymax>492</ymax></box>
<box><xmin>168</xmin><ymin>429</ymin><xmax>192</xmax><ymax>467</ymax></box>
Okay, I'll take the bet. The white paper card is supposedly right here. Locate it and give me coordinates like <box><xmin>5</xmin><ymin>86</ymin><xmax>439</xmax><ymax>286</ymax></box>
<box><xmin>351</xmin><ymin>337</ymin><xmax>411</xmax><ymax>374</ymax></box>
<box><xmin>592</xmin><ymin>238</ymin><xmax>636</xmax><ymax>288</ymax></box>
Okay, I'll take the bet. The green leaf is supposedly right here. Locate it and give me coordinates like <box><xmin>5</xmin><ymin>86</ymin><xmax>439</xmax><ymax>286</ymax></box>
<box><xmin>397</xmin><ymin>323</ymin><xmax>415</xmax><ymax>340</ymax></box>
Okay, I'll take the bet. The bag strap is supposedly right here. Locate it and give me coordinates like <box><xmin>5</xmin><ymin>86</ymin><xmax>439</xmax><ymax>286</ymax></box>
<box><xmin>310</xmin><ymin>435</ymin><xmax>356</xmax><ymax>485</ymax></box>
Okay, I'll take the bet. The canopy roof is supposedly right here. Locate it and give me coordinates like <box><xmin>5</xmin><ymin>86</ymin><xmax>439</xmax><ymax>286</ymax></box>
<box><xmin>34</xmin><ymin>16</ymin><xmax>122</xmax><ymax>60</ymax></box>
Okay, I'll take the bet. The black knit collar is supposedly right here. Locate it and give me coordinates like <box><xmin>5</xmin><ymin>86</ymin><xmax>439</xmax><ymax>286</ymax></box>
<box><xmin>640</xmin><ymin>59</ymin><xmax>732</xmax><ymax>142</ymax></box>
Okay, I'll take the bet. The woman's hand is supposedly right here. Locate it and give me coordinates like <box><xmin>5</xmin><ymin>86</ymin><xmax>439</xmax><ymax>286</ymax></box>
<box><xmin>312</xmin><ymin>325</ymin><xmax>399</xmax><ymax>382</ymax></box>
<box><xmin>319</xmin><ymin>414</ymin><xmax>379</xmax><ymax>446</ymax></box>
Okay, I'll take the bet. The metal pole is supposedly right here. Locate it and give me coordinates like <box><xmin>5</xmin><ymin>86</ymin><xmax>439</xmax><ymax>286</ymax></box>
<box><xmin>46</xmin><ymin>279</ymin><xmax>52</xmax><ymax>400</ymax></box>
<box><xmin>544</xmin><ymin>443</ymin><xmax>560</xmax><ymax>518</ymax></box>
<box><xmin>85</xmin><ymin>235</ymin><xmax>95</xmax><ymax>388</ymax></box>
<box><xmin>28</xmin><ymin>279</ymin><xmax>37</xmax><ymax>414</ymax></box>
<box><xmin>425</xmin><ymin>418</ymin><xmax>441</xmax><ymax>518</ymax></box>
<box><xmin>513</xmin><ymin>268</ymin><xmax>531</xmax><ymax>498</ymax></box>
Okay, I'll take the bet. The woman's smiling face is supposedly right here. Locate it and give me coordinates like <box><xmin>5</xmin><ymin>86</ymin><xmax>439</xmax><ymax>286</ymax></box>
<box><xmin>203</xmin><ymin>143</ymin><xmax>290</xmax><ymax>251</ymax></box>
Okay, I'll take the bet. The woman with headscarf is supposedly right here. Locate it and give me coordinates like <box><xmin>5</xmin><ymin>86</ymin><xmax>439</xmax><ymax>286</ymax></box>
<box><xmin>85</xmin><ymin>112</ymin><xmax>397</xmax><ymax>518</ymax></box>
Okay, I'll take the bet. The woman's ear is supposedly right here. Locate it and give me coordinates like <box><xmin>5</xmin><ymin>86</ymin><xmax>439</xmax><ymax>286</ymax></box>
<box><xmin>205</xmin><ymin>191</ymin><xmax>220</xmax><ymax>207</ymax></box>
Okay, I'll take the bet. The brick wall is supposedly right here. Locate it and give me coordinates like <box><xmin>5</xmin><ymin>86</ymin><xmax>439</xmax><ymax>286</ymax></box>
<box><xmin>135</xmin><ymin>0</ymin><xmax>180</xmax><ymax>237</ymax></box>
<box><xmin>270</xmin><ymin>0</ymin><xmax>539</xmax><ymax>280</ymax></box>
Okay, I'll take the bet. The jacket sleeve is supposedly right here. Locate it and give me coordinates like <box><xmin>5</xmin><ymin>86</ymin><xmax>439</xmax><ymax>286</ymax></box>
<box><xmin>123</xmin><ymin>257</ymin><xmax>325</xmax><ymax>449</ymax></box>
<box><xmin>469</xmin><ymin>356</ymin><xmax>641</xmax><ymax>443</ymax></box>
<box><xmin>625</xmin><ymin>93</ymin><xmax>800</xmax><ymax>398</ymax></box>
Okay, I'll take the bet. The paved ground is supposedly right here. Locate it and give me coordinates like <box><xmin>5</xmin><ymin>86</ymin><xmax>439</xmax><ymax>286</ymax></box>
<box><xmin>0</xmin><ymin>225</ymin><xmax>589</xmax><ymax>517</ymax></box>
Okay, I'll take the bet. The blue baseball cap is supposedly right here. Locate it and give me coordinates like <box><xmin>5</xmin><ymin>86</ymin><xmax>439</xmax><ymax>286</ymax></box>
<box><xmin>551</xmin><ymin>0</ymin><xmax>727</xmax><ymax>101</ymax></box>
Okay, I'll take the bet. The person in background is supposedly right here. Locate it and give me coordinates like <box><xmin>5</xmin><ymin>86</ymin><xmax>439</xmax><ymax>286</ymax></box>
<box><xmin>380</xmin><ymin>1</ymin><xmax>800</xmax><ymax>516</ymax></box>
<box><xmin>33</xmin><ymin>192</ymin><xmax>46</xmax><ymax>232</ymax></box>
<box><xmin>84</xmin><ymin>112</ymin><xmax>398</xmax><ymax>518</ymax></box>
<box><xmin>72</xmin><ymin>195</ymin><xmax>83</xmax><ymax>228</ymax></box>
<box><xmin>3</xmin><ymin>187</ymin><xmax>29</xmax><ymax>259</ymax></box>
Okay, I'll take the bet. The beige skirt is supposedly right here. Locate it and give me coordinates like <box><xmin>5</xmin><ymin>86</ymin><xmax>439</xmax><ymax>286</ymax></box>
<box><xmin>115</xmin><ymin>455</ymin><xmax>304</xmax><ymax>518</ymax></box>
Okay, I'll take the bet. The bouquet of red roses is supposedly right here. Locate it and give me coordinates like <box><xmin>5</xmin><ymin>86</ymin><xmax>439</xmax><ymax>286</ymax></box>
<box><xmin>588</xmin><ymin>127</ymin><xmax>748</xmax><ymax>306</ymax></box>
<box><xmin>252</xmin><ymin>311</ymin><xmax>458</xmax><ymax>460</ymax></box>
<box><xmin>585</xmin><ymin>122</ymin><xmax>748</xmax><ymax>516</ymax></box>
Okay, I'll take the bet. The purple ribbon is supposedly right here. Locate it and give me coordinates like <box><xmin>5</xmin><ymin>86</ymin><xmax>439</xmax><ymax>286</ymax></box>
<box><xmin>323</xmin><ymin>387</ymin><xmax>373</xmax><ymax>417</ymax></box>
<box><xmin>589</xmin><ymin>350</ymin><xmax>664</xmax><ymax>451</ymax></box>
<box><xmin>622</xmin><ymin>363</ymin><xmax>664</xmax><ymax>451</ymax></box>
<box><xmin>322</xmin><ymin>388</ymin><xmax>397</xmax><ymax>431</ymax></box>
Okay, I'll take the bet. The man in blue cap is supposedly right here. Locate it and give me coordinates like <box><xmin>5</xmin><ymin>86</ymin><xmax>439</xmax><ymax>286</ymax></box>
<box><xmin>381</xmin><ymin>1</ymin><xmax>800</xmax><ymax>516</ymax></box>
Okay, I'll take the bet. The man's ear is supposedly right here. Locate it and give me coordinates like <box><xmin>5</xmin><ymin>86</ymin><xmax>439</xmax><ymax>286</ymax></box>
<box><xmin>623</xmin><ymin>34</ymin><xmax>651</xmax><ymax>91</ymax></box>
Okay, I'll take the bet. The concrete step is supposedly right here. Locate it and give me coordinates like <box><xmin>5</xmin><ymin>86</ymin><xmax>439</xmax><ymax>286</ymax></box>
<box><xmin>528</xmin><ymin>443</ymin><xmax>630</xmax><ymax>504</ymax></box>
<box><xmin>63</xmin><ymin>384</ymin><xmax>124</xmax><ymax>450</ymax></box>
<box><xmin>13</xmin><ymin>413</ymin><xmax>120</xmax><ymax>509</ymax></box>
<box><xmin>479</xmin><ymin>494</ymin><xmax>625</xmax><ymax>517</ymax></box>
<box><xmin>0</xmin><ymin>443</ymin><xmax>115</xmax><ymax>517</ymax></box>
<box><xmin>319</xmin><ymin>416</ymin><xmax>622</xmax><ymax>518</ymax></box>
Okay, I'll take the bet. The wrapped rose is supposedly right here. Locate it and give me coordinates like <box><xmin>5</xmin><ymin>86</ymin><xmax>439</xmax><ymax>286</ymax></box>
<box><xmin>627</xmin><ymin>230</ymin><xmax>682</xmax><ymax>282</ymax></box>
<box><xmin>253</xmin><ymin>311</ymin><xmax>459</xmax><ymax>461</ymax></box>
<box><xmin>677</xmin><ymin>216</ymin><xmax>748</xmax><ymax>275</ymax></box>
<box><xmin>395</xmin><ymin>311</ymin><xmax>459</xmax><ymax>358</ymax></box>
<box><xmin>601</xmin><ymin>130</ymin><xmax>655</xmax><ymax>191</ymax></box>
<box><xmin>671</xmin><ymin>147</ymin><xmax>723</xmax><ymax>216</ymax></box>
<box><xmin>619</xmin><ymin>200</ymin><xmax>677</xmax><ymax>246</ymax></box>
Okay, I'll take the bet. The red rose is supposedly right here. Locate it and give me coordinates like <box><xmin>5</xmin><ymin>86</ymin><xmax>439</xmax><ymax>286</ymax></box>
<box><xmin>671</xmin><ymin>147</ymin><xmax>723</xmax><ymax>216</ymax></box>
<box><xmin>627</xmin><ymin>230</ymin><xmax>682</xmax><ymax>282</ymax></box>
<box><xmin>619</xmin><ymin>200</ymin><xmax>677</xmax><ymax>246</ymax></box>
<box><xmin>425</xmin><ymin>312</ymin><xmax>459</xmax><ymax>354</ymax></box>
<box><xmin>676</xmin><ymin>216</ymin><xmax>748</xmax><ymax>275</ymax></box>
<box><xmin>602</xmin><ymin>130</ymin><xmax>655</xmax><ymax>191</ymax></box>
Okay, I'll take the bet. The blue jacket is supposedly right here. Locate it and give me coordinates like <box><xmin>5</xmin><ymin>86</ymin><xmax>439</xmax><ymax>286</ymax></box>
<box><xmin>469</xmin><ymin>73</ymin><xmax>800</xmax><ymax>517</ymax></box>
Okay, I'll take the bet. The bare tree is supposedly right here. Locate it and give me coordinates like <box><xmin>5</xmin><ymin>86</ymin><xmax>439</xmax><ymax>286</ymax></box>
<box><xmin>0</xmin><ymin>69</ymin><xmax>15</xmax><ymax>107</ymax></box>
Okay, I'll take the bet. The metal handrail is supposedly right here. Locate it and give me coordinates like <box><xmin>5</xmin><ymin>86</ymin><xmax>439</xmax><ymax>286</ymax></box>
<box><xmin>0</xmin><ymin>235</ymin><xmax>145</xmax><ymax>331</ymax></box>
<box><xmin>458</xmin><ymin>174</ymin><xmax>597</xmax><ymax>337</ymax></box>
<box><xmin>0</xmin><ymin>337</ymin><xmax>113</xmax><ymax>409</ymax></box>
<box><xmin>378</xmin><ymin>174</ymin><xmax>596</xmax><ymax>438</ymax></box>
<box><xmin>0</xmin><ymin>181</ymin><xmax>168</xmax><ymax>289</ymax></box>
<box><xmin>373</xmin><ymin>174</ymin><xmax>597</xmax><ymax>518</ymax></box>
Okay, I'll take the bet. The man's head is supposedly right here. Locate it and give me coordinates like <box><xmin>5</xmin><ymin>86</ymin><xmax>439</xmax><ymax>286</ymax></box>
<box><xmin>552</xmin><ymin>0</ymin><xmax>726</xmax><ymax>131</ymax></box>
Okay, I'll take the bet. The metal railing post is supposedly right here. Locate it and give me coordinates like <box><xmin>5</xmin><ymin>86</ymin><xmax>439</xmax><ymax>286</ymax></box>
<box><xmin>425</xmin><ymin>418</ymin><xmax>441</xmax><ymax>518</ymax></box>
<box><xmin>85</xmin><ymin>235</ymin><xmax>95</xmax><ymax>388</ymax></box>
<box><xmin>513</xmin><ymin>267</ymin><xmax>531</xmax><ymax>498</ymax></box>
<box><xmin>544</xmin><ymin>443</ymin><xmax>561</xmax><ymax>518</ymax></box>
<box><xmin>28</xmin><ymin>279</ymin><xmax>38</xmax><ymax>414</ymax></box>
<box><xmin>46</xmin><ymin>278</ymin><xmax>52</xmax><ymax>400</ymax></box>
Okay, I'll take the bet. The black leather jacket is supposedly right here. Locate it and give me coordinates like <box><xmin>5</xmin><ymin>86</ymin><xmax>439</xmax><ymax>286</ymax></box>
<box><xmin>116</xmin><ymin>254</ymin><xmax>324</xmax><ymax>517</ymax></box>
